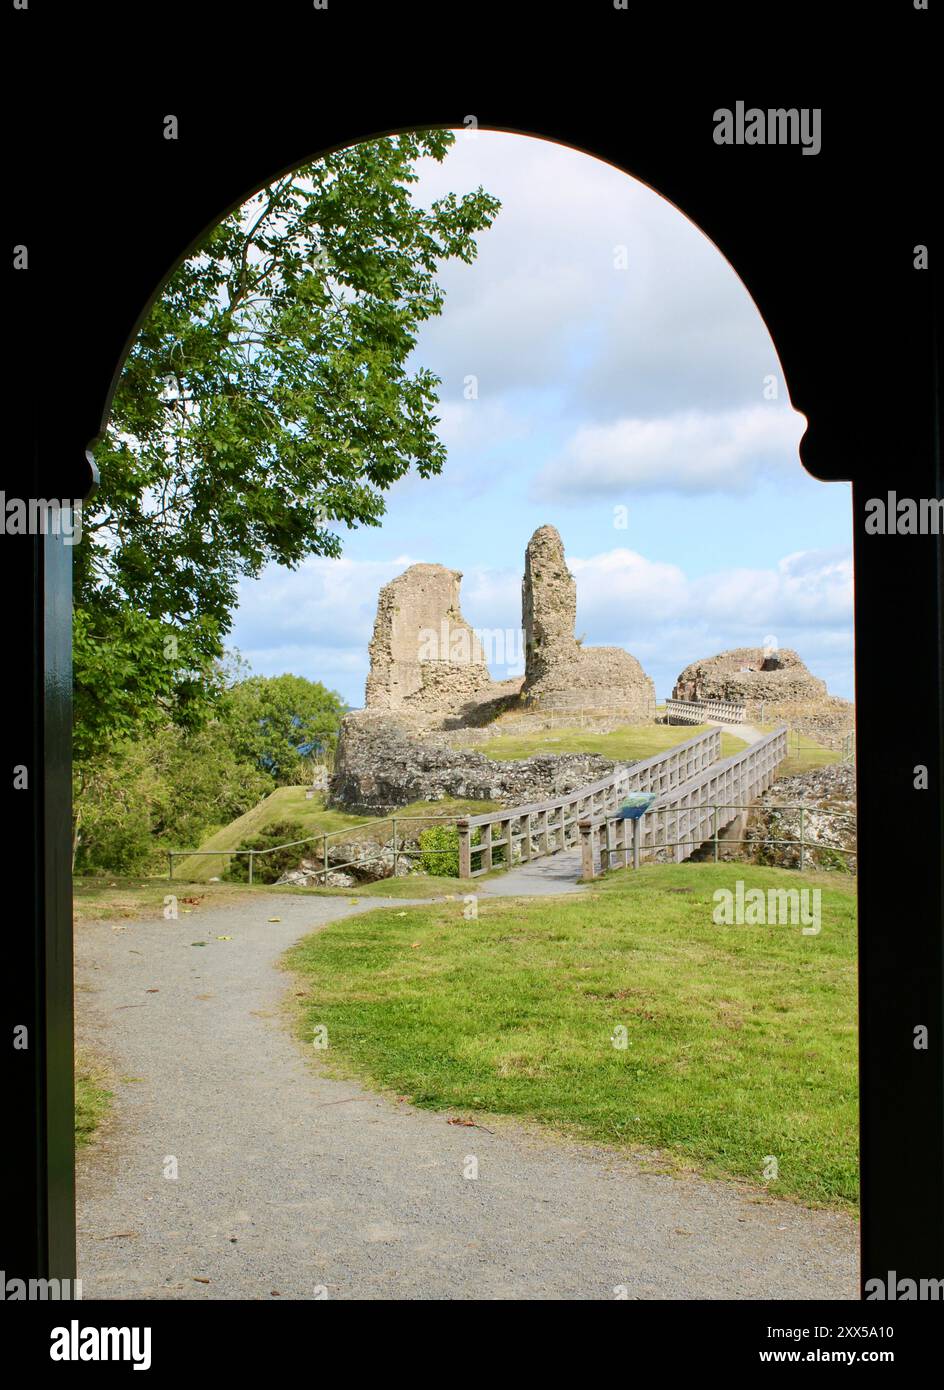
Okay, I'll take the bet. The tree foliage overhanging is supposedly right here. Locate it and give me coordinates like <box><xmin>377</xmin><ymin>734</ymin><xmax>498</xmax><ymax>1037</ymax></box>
<box><xmin>75</xmin><ymin>131</ymin><xmax>500</xmax><ymax>762</ymax></box>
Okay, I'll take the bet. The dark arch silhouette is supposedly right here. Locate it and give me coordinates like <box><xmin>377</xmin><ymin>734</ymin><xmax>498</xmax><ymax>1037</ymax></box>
<box><xmin>14</xmin><ymin>104</ymin><xmax>941</xmax><ymax>1305</ymax></box>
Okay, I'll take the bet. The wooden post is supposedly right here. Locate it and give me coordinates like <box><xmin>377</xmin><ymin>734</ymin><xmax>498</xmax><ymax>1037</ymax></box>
<box><xmin>578</xmin><ymin>819</ymin><xmax>596</xmax><ymax>880</ymax></box>
<box><xmin>539</xmin><ymin>808</ymin><xmax>550</xmax><ymax>856</ymax></box>
<box><xmin>391</xmin><ymin>817</ymin><xmax>398</xmax><ymax>878</ymax></box>
<box><xmin>248</xmin><ymin>850</ymin><xmax>254</xmax><ymax>886</ymax></box>
<box><xmin>167</xmin><ymin>852</ymin><xmax>174</xmax><ymax>882</ymax></box>
<box><xmin>713</xmin><ymin>805</ymin><xmax>719</xmax><ymax>862</ymax></box>
<box><xmin>520</xmin><ymin>813</ymin><xmax>532</xmax><ymax>862</ymax></box>
<box><xmin>604</xmin><ymin>817</ymin><xmax>615</xmax><ymax>874</ymax></box>
<box><xmin>799</xmin><ymin>807</ymin><xmax>806</xmax><ymax>872</ymax></box>
<box><xmin>633</xmin><ymin>814</ymin><xmax>641</xmax><ymax>870</ymax></box>
<box><xmin>322</xmin><ymin>832</ymin><xmax>329</xmax><ymax>885</ymax></box>
<box><xmin>457</xmin><ymin>820</ymin><xmax>471</xmax><ymax>880</ymax></box>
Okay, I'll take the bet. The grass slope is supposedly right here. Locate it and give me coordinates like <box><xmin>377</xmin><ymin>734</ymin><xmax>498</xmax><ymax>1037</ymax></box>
<box><xmin>461</xmin><ymin>722</ymin><xmax>748</xmax><ymax>762</ymax></box>
<box><xmin>287</xmin><ymin>862</ymin><xmax>857</xmax><ymax>1209</ymax></box>
<box><xmin>75</xmin><ymin>1053</ymin><xmax>112</xmax><ymax>1147</ymax></box>
<box><xmin>759</xmin><ymin>729</ymin><xmax>842</xmax><ymax>778</ymax></box>
<box><xmin>172</xmin><ymin>788</ymin><xmax>500</xmax><ymax>883</ymax></box>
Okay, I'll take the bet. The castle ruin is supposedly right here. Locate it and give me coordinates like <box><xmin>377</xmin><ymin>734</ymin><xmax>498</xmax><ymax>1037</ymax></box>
<box><xmin>672</xmin><ymin>646</ymin><xmax>854</xmax><ymax>748</ymax></box>
<box><xmin>330</xmin><ymin>525</ymin><xmax>657</xmax><ymax>809</ymax></box>
<box><xmin>360</xmin><ymin>524</ymin><xmax>654</xmax><ymax>727</ymax></box>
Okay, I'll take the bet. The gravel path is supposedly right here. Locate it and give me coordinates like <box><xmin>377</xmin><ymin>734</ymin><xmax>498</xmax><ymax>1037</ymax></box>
<box><xmin>75</xmin><ymin>892</ymin><xmax>858</xmax><ymax>1300</ymax></box>
<box><xmin>480</xmin><ymin>849</ymin><xmax>586</xmax><ymax>895</ymax></box>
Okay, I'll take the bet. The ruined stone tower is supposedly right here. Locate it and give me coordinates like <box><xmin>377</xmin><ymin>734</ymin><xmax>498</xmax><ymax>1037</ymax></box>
<box><xmin>358</xmin><ymin>527</ymin><xmax>655</xmax><ymax>729</ymax></box>
<box><xmin>520</xmin><ymin>525</ymin><xmax>655</xmax><ymax>718</ymax></box>
<box><xmin>364</xmin><ymin>563</ymin><xmax>498</xmax><ymax>719</ymax></box>
<box><xmin>522</xmin><ymin>524</ymin><xmax>579</xmax><ymax>683</ymax></box>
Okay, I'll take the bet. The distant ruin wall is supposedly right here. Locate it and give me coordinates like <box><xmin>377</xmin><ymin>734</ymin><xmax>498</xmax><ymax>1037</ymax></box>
<box><xmin>671</xmin><ymin>647</ymin><xmax>853</xmax><ymax>747</ymax></box>
<box><xmin>364</xmin><ymin>563</ymin><xmax>500</xmax><ymax>721</ymax></box>
<box><xmin>361</xmin><ymin>526</ymin><xmax>656</xmax><ymax>731</ymax></box>
<box><xmin>329</xmin><ymin>712</ymin><xmax>615</xmax><ymax>814</ymax></box>
<box><xmin>521</xmin><ymin>526</ymin><xmax>655</xmax><ymax>719</ymax></box>
<box><xmin>673</xmin><ymin>647</ymin><xmax>828</xmax><ymax>705</ymax></box>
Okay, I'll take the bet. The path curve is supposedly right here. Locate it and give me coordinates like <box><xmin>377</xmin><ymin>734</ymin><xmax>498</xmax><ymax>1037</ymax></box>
<box><xmin>76</xmin><ymin>892</ymin><xmax>857</xmax><ymax>1300</ymax></box>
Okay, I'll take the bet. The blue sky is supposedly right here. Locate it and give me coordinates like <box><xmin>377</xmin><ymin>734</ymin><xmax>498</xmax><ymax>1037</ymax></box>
<box><xmin>230</xmin><ymin>131</ymin><xmax>854</xmax><ymax>705</ymax></box>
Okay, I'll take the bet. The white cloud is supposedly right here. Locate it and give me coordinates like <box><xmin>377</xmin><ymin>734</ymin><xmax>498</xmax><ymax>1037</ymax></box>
<box><xmin>535</xmin><ymin>405</ymin><xmax>807</xmax><ymax>498</ymax></box>
<box><xmin>410</xmin><ymin>131</ymin><xmax>790</xmax><ymax>420</ymax></box>
<box><xmin>230</xmin><ymin>544</ymin><xmax>854</xmax><ymax>704</ymax></box>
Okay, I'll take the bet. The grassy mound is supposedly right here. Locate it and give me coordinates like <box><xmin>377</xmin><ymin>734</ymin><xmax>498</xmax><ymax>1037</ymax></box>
<box><xmin>172</xmin><ymin>787</ymin><xmax>501</xmax><ymax>883</ymax></box>
<box><xmin>459</xmin><ymin>721</ymin><xmax>748</xmax><ymax>762</ymax></box>
<box><xmin>287</xmin><ymin>862</ymin><xmax>857</xmax><ymax>1209</ymax></box>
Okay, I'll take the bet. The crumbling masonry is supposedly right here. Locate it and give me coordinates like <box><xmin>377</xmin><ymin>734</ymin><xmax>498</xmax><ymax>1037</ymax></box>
<box><xmin>330</xmin><ymin>525</ymin><xmax>656</xmax><ymax>809</ymax></box>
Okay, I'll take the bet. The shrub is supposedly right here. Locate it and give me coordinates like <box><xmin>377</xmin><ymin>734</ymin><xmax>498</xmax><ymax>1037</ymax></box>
<box><xmin>417</xmin><ymin>823</ymin><xmax>504</xmax><ymax>877</ymax></box>
<box><xmin>418</xmin><ymin>824</ymin><xmax>462</xmax><ymax>877</ymax></box>
<box><xmin>224</xmin><ymin>819</ymin><xmax>310</xmax><ymax>883</ymax></box>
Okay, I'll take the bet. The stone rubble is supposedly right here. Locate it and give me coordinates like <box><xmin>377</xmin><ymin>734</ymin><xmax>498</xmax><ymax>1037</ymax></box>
<box><xmin>329</xmin><ymin>710</ymin><xmax>616</xmax><ymax>815</ymax></box>
<box><xmin>743</xmin><ymin>763</ymin><xmax>857</xmax><ymax>872</ymax></box>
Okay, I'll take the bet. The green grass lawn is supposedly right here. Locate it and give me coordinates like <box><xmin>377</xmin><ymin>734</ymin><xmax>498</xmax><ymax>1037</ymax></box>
<box><xmin>172</xmin><ymin>788</ymin><xmax>501</xmax><ymax>882</ymax></box>
<box><xmin>460</xmin><ymin>721</ymin><xmax>748</xmax><ymax>763</ymax></box>
<box><xmin>286</xmin><ymin>862</ymin><xmax>858</xmax><ymax>1209</ymax></box>
<box><xmin>72</xmin><ymin>872</ymin><xmax>484</xmax><ymax>923</ymax></box>
<box><xmin>757</xmin><ymin>728</ymin><xmax>842</xmax><ymax>778</ymax></box>
<box><xmin>75</xmin><ymin>1053</ymin><xmax>112</xmax><ymax>1146</ymax></box>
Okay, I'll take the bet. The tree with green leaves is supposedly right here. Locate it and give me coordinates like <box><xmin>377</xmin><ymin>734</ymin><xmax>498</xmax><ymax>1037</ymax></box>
<box><xmin>224</xmin><ymin>673</ymin><xmax>345</xmax><ymax>784</ymax></box>
<box><xmin>75</xmin><ymin>131</ymin><xmax>500</xmax><ymax>760</ymax></box>
<box><xmin>72</xmin><ymin>722</ymin><xmax>272</xmax><ymax>874</ymax></box>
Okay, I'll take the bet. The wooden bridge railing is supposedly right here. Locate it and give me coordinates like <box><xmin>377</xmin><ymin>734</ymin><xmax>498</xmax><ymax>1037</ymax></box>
<box><xmin>665</xmin><ymin>697</ymin><xmax>746</xmax><ymax>725</ymax></box>
<box><xmin>455</xmin><ymin>727</ymin><xmax>721</xmax><ymax>879</ymax></box>
<box><xmin>578</xmin><ymin>724</ymin><xmax>788</xmax><ymax>878</ymax></box>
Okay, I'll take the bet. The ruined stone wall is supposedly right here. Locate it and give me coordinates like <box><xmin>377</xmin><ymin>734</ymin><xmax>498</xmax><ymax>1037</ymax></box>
<box><xmin>671</xmin><ymin>647</ymin><xmax>853</xmax><ymax>746</ymax></box>
<box><xmin>521</xmin><ymin>526</ymin><xmax>656</xmax><ymax>718</ymax></box>
<box><xmin>673</xmin><ymin>647</ymin><xmax>829</xmax><ymax>704</ymax></box>
<box><xmin>522</xmin><ymin>524</ymin><xmax>579</xmax><ymax>682</ymax></box>
<box><xmin>357</xmin><ymin>524</ymin><xmax>655</xmax><ymax>734</ymax></box>
<box><xmin>743</xmin><ymin>698</ymin><xmax>855</xmax><ymax>750</ymax></box>
<box><xmin>364</xmin><ymin>563</ymin><xmax>499</xmax><ymax>722</ymax></box>
<box><xmin>329</xmin><ymin>712</ymin><xmax>615</xmax><ymax>815</ymax></box>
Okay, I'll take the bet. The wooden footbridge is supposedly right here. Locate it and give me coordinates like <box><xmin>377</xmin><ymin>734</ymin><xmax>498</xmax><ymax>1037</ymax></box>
<box><xmin>456</xmin><ymin>725</ymin><xmax>788</xmax><ymax>880</ymax></box>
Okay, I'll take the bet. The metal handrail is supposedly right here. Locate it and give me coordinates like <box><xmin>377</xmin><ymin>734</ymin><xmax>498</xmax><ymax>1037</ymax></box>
<box><xmin>167</xmin><ymin>812</ymin><xmax>465</xmax><ymax>884</ymax></box>
<box><xmin>579</xmin><ymin>798</ymin><xmax>857</xmax><ymax>877</ymax></box>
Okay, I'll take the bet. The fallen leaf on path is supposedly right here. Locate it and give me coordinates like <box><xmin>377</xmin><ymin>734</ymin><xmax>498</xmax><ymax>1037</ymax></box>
<box><xmin>215</xmin><ymin>935</ymin><xmax>232</xmax><ymax>940</ymax></box>
<box><xmin>145</xmin><ymin>989</ymin><xmax>159</xmax><ymax>993</ymax></box>
<box><xmin>268</xmin><ymin>917</ymin><xmax>281</xmax><ymax>923</ymax></box>
<box><xmin>193</xmin><ymin>1277</ymin><xmax>210</xmax><ymax>1284</ymax></box>
<box><xmin>190</xmin><ymin>942</ymin><xmax>207</xmax><ymax>947</ymax></box>
<box><xmin>447</xmin><ymin>1116</ymin><xmax>495</xmax><ymax>1133</ymax></box>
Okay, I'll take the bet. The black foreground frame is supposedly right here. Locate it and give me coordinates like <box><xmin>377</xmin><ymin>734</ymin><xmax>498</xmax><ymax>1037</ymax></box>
<box><xmin>5</xmin><ymin>13</ymin><xmax>942</xmax><ymax>1307</ymax></box>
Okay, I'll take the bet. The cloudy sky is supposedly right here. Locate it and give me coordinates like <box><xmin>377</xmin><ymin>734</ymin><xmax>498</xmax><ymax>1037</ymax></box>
<box><xmin>230</xmin><ymin>130</ymin><xmax>854</xmax><ymax>704</ymax></box>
